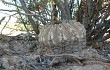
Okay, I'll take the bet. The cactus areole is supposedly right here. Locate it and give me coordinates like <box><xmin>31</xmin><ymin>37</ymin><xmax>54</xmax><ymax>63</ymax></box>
<box><xmin>39</xmin><ymin>20</ymin><xmax>86</xmax><ymax>54</ymax></box>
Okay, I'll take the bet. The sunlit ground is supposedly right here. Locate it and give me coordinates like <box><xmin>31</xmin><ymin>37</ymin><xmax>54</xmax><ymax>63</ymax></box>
<box><xmin>0</xmin><ymin>20</ymin><xmax>27</xmax><ymax>36</ymax></box>
<box><xmin>0</xmin><ymin>1</ymin><xmax>27</xmax><ymax>36</ymax></box>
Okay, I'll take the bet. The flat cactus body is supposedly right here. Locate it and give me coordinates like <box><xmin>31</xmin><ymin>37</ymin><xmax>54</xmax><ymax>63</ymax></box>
<box><xmin>39</xmin><ymin>20</ymin><xmax>86</xmax><ymax>54</ymax></box>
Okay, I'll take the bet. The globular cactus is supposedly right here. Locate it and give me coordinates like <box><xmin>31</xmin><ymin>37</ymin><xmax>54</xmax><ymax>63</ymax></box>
<box><xmin>38</xmin><ymin>20</ymin><xmax>86</xmax><ymax>54</ymax></box>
